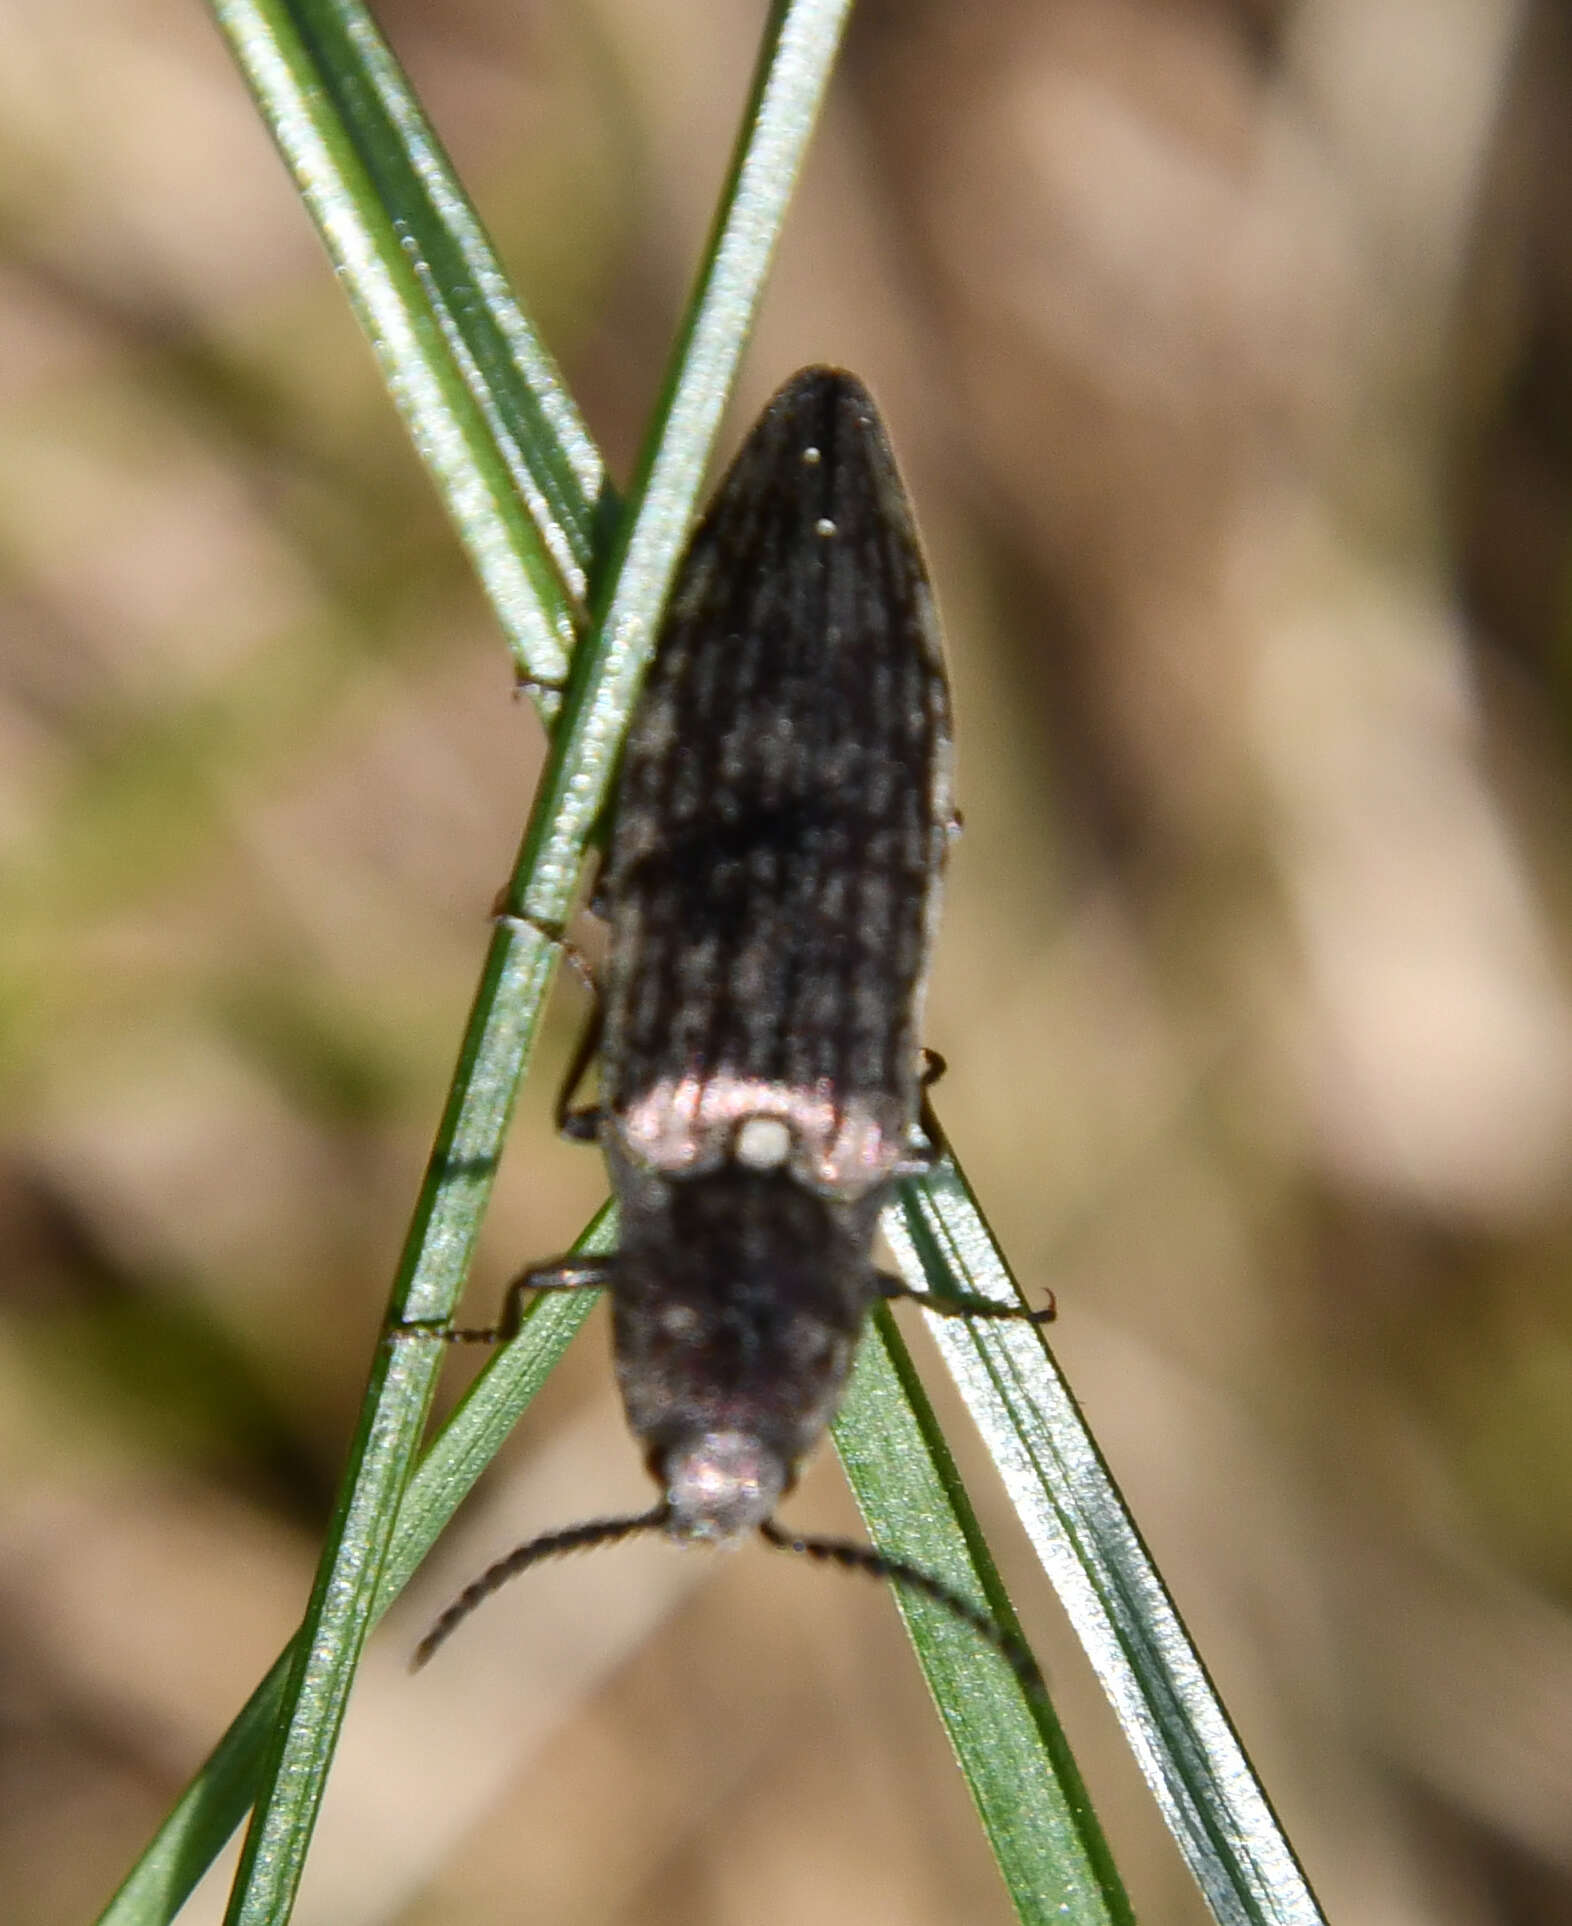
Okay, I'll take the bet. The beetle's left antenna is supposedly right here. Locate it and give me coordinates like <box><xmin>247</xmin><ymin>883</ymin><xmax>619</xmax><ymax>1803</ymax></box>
<box><xmin>412</xmin><ymin>1507</ymin><xmax>669</xmax><ymax>1670</ymax></box>
<box><xmin>758</xmin><ymin>1518</ymin><xmax>1046</xmax><ymax>1703</ymax></box>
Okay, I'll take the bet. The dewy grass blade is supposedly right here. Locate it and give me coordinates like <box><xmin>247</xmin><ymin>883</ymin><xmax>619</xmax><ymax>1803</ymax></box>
<box><xmin>506</xmin><ymin>0</ymin><xmax>857</xmax><ymax>943</ymax></box>
<box><xmin>835</xmin><ymin>1308</ymin><xmax>1134</xmax><ymax>1926</ymax></box>
<box><xmin>209</xmin><ymin>0</ymin><xmax>596</xmax><ymax>690</ymax></box>
<box><xmin>885</xmin><ymin>1155</ymin><xmax>1329</xmax><ymax>1926</ymax></box>
<box><xmin>96</xmin><ymin>1220</ymin><xmax>610</xmax><ymax>1926</ymax></box>
<box><xmin>98</xmin><ymin>1654</ymin><xmax>293</xmax><ymax>1926</ymax></box>
<box><xmin>209</xmin><ymin>6</ymin><xmax>854</xmax><ymax>1925</ymax></box>
<box><xmin>218</xmin><ymin>915</ymin><xmax>570</xmax><ymax>1926</ymax></box>
<box><xmin>281</xmin><ymin>0</ymin><xmax>608</xmax><ymax>593</ymax></box>
<box><xmin>376</xmin><ymin>1216</ymin><xmax>613</xmax><ymax>1612</ymax></box>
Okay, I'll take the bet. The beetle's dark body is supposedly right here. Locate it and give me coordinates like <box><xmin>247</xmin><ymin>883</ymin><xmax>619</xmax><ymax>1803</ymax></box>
<box><xmin>593</xmin><ymin>367</ymin><xmax>954</xmax><ymax>1540</ymax></box>
<box><xmin>410</xmin><ymin>371</ymin><xmax>1050</xmax><ymax>1680</ymax></box>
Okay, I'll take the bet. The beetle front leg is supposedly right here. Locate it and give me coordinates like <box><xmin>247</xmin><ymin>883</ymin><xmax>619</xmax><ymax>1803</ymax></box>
<box><xmin>392</xmin><ymin>1257</ymin><xmax>615</xmax><ymax>1348</ymax></box>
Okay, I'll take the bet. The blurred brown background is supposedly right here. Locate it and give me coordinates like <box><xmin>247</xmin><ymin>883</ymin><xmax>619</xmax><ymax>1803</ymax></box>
<box><xmin>5</xmin><ymin>0</ymin><xmax>1572</xmax><ymax>1920</ymax></box>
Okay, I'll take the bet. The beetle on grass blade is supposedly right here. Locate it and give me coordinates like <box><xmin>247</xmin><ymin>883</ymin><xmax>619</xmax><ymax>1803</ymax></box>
<box><xmin>407</xmin><ymin>367</ymin><xmax>1052</xmax><ymax>1683</ymax></box>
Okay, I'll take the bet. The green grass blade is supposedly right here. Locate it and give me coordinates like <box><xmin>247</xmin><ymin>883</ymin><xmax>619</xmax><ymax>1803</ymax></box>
<box><xmin>217</xmin><ymin>924</ymin><xmax>562</xmax><ymax>1926</ymax></box>
<box><xmin>206</xmin><ymin>6</ymin><xmax>853</xmax><ymax>1924</ymax></box>
<box><xmin>97</xmin><ymin>1655</ymin><xmax>293</xmax><ymax>1926</ymax></box>
<box><xmin>209</xmin><ymin>0</ymin><xmax>599</xmax><ymax>690</ymax></box>
<box><xmin>96</xmin><ymin>1213</ymin><xmax>612</xmax><ymax>1926</ymax></box>
<box><xmin>506</xmin><ymin>0</ymin><xmax>857</xmax><ymax>940</ymax></box>
<box><xmin>279</xmin><ymin>0</ymin><xmax>607</xmax><ymax>582</ymax></box>
<box><xmin>834</xmin><ymin>1308</ymin><xmax>1134</xmax><ymax>1926</ymax></box>
<box><xmin>375</xmin><ymin>1236</ymin><xmax>611</xmax><ymax>1613</ymax></box>
<box><xmin>885</xmin><ymin>1154</ymin><xmax>1329</xmax><ymax>1926</ymax></box>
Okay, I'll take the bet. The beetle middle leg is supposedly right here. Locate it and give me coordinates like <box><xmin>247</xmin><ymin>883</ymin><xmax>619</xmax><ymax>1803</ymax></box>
<box><xmin>893</xmin><ymin>1048</ymin><xmax>950</xmax><ymax>1176</ymax></box>
<box><xmin>392</xmin><ymin>1256</ymin><xmax>616</xmax><ymax>1349</ymax></box>
<box><xmin>877</xmin><ymin>1270</ymin><xmax>1056</xmax><ymax>1325</ymax></box>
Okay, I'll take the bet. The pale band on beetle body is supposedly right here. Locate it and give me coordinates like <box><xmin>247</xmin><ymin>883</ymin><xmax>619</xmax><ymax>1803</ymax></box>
<box><xmin>614</xmin><ymin>1072</ymin><xmax>911</xmax><ymax>1198</ymax></box>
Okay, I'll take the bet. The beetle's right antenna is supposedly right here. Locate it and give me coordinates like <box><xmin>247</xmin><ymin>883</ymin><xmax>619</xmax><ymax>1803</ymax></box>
<box><xmin>758</xmin><ymin>1518</ymin><xmax>1046</xmax><ymax>1704</ymax></box>
<box><xmin>413</xmin><ymin>1506</ymin><xmax>669</xmax><ymax>1671</ymax></box>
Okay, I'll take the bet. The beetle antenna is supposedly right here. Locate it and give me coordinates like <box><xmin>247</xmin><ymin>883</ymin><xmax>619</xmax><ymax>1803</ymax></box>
<box><xmin>758</xmin><ymin>1518</ymin><xmax>1045</xmax><ymax>1703</ymax></box>
<box><xmin>413</xmin><ymin>1506</ymin><xmax>669</xmax><ymax>1670</ymax></box>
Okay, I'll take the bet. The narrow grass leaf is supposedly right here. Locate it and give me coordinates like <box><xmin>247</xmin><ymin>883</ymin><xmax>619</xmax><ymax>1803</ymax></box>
<box><xmin>209</xmin><ymin>0</ymin><xmax>596</xmax><ymax>689</ymax></box>
<box><xmin>506</xmin><ymin>0</ymin><xmax>858</xmax><ymax>939</ymax></box>
<box><xmin>885</xmin><ymin>1155</ymin><xmax>1329</xmax><ymax>1926</ymax></box>
<box><xmin>205</xmin><ymin>6</ymin><xmax>854</xmax><ymax>1924</ymax></box>
<box><xmin>96</xmin><ymin>1215</ymin><xmax>610</xmax><ymax>1926</ymax></box>
<box><xmin>835</xmin><ymin>1308</ymin><xmax>1134</xmax><ymax>1926</ymax></box>
<box><xmin>274</xmin><ymin>0</ymin><xmax>609</xmax><ymax>592</ymax></box>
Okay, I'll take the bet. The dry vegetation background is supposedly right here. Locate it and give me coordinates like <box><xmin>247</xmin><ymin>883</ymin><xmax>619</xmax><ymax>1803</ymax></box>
<box><xmin>4</xmin><ymin>0</ymin><xmax>1572</xmax><ymax>1921</ymax></box>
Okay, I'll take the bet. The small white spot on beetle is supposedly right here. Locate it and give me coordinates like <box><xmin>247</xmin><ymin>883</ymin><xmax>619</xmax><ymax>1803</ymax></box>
<box><xmin>815</xmin><ymin>517</ymin><xmax>836</xmax><ymax>538</ymax></box>
<box><xmin>660</xmin><ymin>1304</ymin><xmax>701</xmax><ymax>1339</ymax></box>
<box><xmin>735</xmin><ymin>1116</ymin><xmax>792</xmax><ymax>1169</ymax></box>
<box><xmin>801</xmin><ymin>445</ymin><xmax>821</xmax><ymax>465</ymax></box>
